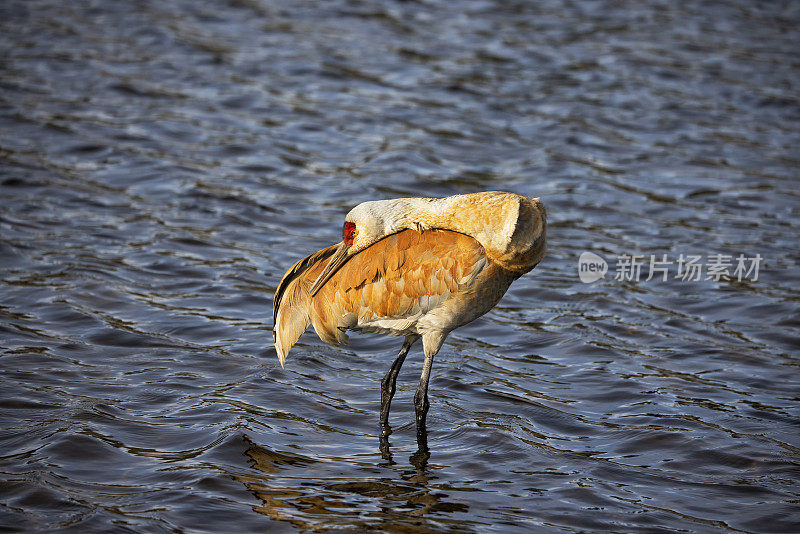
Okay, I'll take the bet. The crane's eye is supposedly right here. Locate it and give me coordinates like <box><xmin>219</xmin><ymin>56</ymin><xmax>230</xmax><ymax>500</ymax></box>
<box><xmin>343</xmin><ymin>221</ymin><xmax>356</xmax><ymax>246</ymax></box>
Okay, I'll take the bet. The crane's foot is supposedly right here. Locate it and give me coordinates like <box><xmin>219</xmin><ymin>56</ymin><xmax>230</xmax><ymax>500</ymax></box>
<box><xmin>410</xmin><ymin>441</ymin><xmax>430</xmax><ymax>469</ymax></box>
<box><xmin>413</xmin><ymin>388</ymin><xmax>430</xmax><ymax>452</ymax></box>
<box><xmin>378</xmin><ymin>433</ymin><xmax>393</xmax><ymax>463</ymax></box>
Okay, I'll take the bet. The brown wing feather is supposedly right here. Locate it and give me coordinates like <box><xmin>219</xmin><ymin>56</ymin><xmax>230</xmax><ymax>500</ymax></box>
<box><xmin>272</xmin><ymin>244</ymin><xmax>337</xmax><ymax>366</ymax></box>
<box><xmin>310</xmin><ymin>229</ymin><xmax>487</xmax><ymax>344</ymax></box>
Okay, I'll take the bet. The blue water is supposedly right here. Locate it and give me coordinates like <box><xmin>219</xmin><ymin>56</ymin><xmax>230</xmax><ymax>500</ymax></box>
<box><xmin>1</xmin><ymin>0</ymin><xmax>799</xmax><ymax>532</ymax></box>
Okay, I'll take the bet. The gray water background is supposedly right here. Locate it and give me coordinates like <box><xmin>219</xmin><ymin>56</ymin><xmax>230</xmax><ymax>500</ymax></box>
<box><xmin>1</xmin><ymin>0</ymin><xmax>799</xmax><ymax>532</ymax></box>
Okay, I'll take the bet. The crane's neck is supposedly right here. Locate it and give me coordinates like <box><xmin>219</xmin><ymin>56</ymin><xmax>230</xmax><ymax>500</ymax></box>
<box><xmin>396</xmin><ymin>192</ymin><xmax>546</xmax><ymax>273</ymax></box>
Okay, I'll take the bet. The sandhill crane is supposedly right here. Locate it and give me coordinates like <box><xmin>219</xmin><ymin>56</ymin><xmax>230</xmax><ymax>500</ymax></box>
<box><xmin>272</xmin><ymin>191</ymin><xmax>546</xmax><ymax>445</ymax></box>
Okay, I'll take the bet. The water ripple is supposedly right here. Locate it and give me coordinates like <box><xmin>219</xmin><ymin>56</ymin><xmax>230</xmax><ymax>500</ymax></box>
<box><xmin>2</xmin><ymin>0</ymin><xmax>800</xmax><ymax>532</ymax></box>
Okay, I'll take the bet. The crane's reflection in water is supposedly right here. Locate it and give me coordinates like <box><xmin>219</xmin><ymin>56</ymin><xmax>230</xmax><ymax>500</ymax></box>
<box><xmin>237</xmin><ymin>435</ymin><xmax>471</xmax><ymax>531</ymax></box>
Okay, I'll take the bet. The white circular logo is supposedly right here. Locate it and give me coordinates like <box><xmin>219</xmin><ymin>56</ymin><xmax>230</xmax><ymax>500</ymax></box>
<box><xmin>578</xmin><ymin>252</ymin><xmax>608</xmax><ymax>283</ymax></box>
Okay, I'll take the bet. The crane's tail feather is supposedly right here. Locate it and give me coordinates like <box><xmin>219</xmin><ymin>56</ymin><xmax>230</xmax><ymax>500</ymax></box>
<box><xmin>274</xmin><ymin>303</ymin><xmax>308</xmax><ymax>368</ymax></box>
<box><xmin>272</xmin><ymin>244</ymin><xmax>338</xmax><ymax>367</ymax></box>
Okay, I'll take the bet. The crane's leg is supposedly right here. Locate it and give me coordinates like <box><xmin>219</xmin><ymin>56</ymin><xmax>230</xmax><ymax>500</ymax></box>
<box><xmin>413</xmin><ymin>348</ymin><xmax>435</xmax><ymax>448</ymax></box>
<box><xmin>413</xmin><ymin>332</ymin><xmax>445</xmax><ymax>454</ymax></box>
<box><xmin>380</xmin><ymin>336</ymin><xmax>417</xmax><ymax>434</ymax></box>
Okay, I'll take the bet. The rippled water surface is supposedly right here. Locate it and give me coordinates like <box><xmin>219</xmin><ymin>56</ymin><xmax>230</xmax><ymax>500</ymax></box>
<box><xmin>2</xmin><ymin>0</ymin><xmax>799</xmax><ymax>532</ymax></box>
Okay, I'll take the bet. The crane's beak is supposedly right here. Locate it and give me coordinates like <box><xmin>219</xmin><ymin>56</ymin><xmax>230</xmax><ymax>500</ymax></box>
<box><xmin>309</xmin><ymin>241</ymin><xmax>351</xmax><ymax>297</ymax></box>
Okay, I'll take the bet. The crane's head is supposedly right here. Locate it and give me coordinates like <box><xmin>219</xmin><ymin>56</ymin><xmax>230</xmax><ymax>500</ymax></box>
<box><xmin>308</xmin><ymin>199</ymin><xmax>412</xmax><ymax>296</ymax></box>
